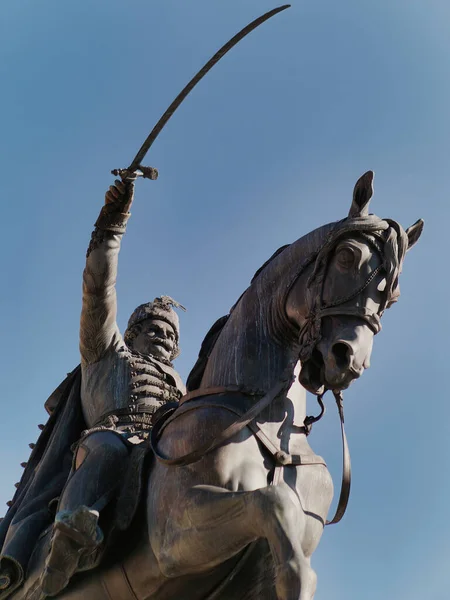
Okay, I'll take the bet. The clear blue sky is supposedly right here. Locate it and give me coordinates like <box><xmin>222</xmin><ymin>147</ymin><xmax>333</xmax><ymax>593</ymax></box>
<box><xmin>0</xmin><ymin>1</ymin><xmax>447</xmax><ymax>598</ymax></box>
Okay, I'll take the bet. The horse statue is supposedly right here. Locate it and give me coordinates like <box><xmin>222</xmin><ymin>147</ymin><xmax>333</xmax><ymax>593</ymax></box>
<box><xmin>5</xmin><ymin>170</ymin><xmax>422</xmax><ymax>600</ymax></box>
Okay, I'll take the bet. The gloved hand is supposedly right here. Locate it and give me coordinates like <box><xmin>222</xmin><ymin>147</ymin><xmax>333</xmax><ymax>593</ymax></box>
<box><xmin>95</xmin><ymin>178</ymin><xmax>136</xmax><ymax>234</ymax></box>
<box><xmin>104</xmin><ymin>178</ymin><xmax>135</xmax><ymax>214</ymax></box>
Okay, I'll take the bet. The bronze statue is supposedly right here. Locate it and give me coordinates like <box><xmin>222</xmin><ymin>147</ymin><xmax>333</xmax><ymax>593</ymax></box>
<box><xmin>0</xmin><ymin>6</ymin><xmax>424</xmax><ymax>600</ymax></box>
<box><xmin>0</xmin><ymin>172</ymin><xmax>423</xmax><ymax>600</ymax></box>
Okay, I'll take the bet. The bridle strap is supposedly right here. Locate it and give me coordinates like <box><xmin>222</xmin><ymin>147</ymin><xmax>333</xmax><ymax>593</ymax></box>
<box><xmin>299</xmin><ymin>249</ymin><xmax>386</xmax><ymax>365</ymax></box>
<box><xmin>179</xmin><ymin>385</ymin><xmax>246</xmax><ymax>406</ymax></box>
<box><xmin>320</xmin><ymin>263</ymin><xmax>383</xmax><ymax>311</ymax></box>
<box><xmin>317</xmin><ymin>306</ymin><xmax>382</xmax><ymax>334</ymax></box>
<box><xmin>325</xmin><ymin>390</ymin><xmax>351</xmax><ymax>525</ymax></box>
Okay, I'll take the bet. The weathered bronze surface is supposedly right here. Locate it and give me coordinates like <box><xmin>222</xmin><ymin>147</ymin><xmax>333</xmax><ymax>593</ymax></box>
<box><xmin>0</xmin><ymin>173</ymin><xmax>423</xmax><ymax>600</ymax></box>
<box><xmin>0</xmin><ymin>8</ymin><xmax>423</xmax><ymax>600</ymax></box>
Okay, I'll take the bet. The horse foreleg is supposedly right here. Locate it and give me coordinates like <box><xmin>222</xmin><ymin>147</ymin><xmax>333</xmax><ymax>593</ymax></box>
<box><xmin>153</xmin><ymin>483</ymin><xmax>316</xmax><ymax>600</ymax></box>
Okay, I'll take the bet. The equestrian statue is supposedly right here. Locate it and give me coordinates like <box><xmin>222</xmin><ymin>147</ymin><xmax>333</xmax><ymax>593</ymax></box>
<box><xmin>0</xmin><ymin>6</ymin><xmax>423</xmax><ymax>600</ymax></box>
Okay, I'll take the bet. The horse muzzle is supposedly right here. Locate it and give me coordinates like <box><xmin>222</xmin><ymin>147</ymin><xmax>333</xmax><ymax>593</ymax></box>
<box><xmin>299</xmin><ymin>335</ymin><xmax>371</xmax><ymax>394</ymax></box>
<box><xmin>323</xmin><ymin>333</ymin><xmax>372</xmax><ymax>390</ymax></box>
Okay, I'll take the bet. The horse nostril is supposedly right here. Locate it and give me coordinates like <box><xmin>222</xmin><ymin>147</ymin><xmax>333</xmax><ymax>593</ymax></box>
<box><xmin>331</xmin><ymin>342</ymin><xmax>352</xmax><ymax>370</ymax></box>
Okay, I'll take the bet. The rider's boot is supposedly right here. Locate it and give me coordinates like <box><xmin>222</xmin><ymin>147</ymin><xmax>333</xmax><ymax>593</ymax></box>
<box><xmin>39</xmin><ymin>430</ymin><xmax>129</xmax><ymax>596</ymax></box>
<box><xmin>40</xmin><ymin>506</ymin><xmax>103</xmax><ymax>597</ymax></box>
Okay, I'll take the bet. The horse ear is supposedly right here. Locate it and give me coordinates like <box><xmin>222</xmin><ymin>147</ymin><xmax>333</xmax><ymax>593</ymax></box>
<box><xmin>349</xmin><ymin>170</ymin><xmax>374</xmax><ymax>217</ymax></box>
<box><xmin>405</xmin><ymin>219</ymin><xmax>424</xmax><ymax>250</ymax></box>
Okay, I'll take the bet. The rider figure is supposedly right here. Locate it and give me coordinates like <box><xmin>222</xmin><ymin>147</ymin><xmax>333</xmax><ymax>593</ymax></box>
<box><xmin>40</xmin><ymin>178</ymin><xmax>185</xmax><ymax>596</ymax></box>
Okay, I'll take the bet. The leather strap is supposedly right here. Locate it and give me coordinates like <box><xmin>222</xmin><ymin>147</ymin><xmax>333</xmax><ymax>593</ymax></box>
<box><xmin>180</xmin><ymin>385</ymin><xmax>246</xmax><ymax>406</ymax></box>
<box><xmin>150</xmin><ymin>378</ymin><xmax>290</xmax><ymax>466</ymax></box>
<box><xmin>326</xmin><ymin>391</ymin><xmax>351</xmax><ymax>525</ymax></box>
<box><xmin>317</xmin><ymin>306</ymin><xmax>382</xmax><ymax>335</ymax></box>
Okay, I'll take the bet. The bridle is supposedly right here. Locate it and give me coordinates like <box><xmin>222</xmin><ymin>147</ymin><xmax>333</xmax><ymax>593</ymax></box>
<box><xmin>297</xmin><ymin>224</ymin><xmax>398</xmax><ymax>366</ymax></box>
<box><xmin>296</xmin><ymin>220</ymin><xmax>406</xmax><ymax>523</ymax></box>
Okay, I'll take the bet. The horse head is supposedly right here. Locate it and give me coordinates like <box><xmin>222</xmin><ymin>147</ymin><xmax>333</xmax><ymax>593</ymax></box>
<box><xmin>198</xmin><ymin>171</ymin><xmax>422</xmax><ymax>401</ymax></box>
<box><xmin>286</xmin><ymin>170</ymin><xmax>423</xmax><ymax>394</ymax></box>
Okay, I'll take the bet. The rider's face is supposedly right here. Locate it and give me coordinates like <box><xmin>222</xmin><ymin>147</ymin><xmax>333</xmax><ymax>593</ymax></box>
<box><xmin>130</xmin><ymin>319</ymin><xmax>176</xmax><ymax>361</ymax></box>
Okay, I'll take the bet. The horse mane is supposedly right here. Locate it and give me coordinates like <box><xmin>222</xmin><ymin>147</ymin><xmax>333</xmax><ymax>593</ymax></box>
<box><xmin>185</xmin><ymin>225</ymin><xmax>335</xmax><ymax>391</ymax></box>
<box><xmin>186</xmin><ymin>245</ymin><xmax>291</xmax><ymax>391</ymax></box>
<box><xmin>186</xmin><ymin>315</ymin><xmax>230</xmax><ymax>391</ymax></box>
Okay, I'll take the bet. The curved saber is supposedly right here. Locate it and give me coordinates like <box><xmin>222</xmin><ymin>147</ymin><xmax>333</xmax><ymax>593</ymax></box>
<box><xmin>113</xmin><ymin>4</ymin><xmax>290</xmax><ymax>180</ymax></box>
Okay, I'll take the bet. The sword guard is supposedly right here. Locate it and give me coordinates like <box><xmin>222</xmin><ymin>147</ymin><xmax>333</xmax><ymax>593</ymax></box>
<box><xmin>111</xmin><ymin>165</ymin><xmax>159</xmax><ymax>181</ymax></box>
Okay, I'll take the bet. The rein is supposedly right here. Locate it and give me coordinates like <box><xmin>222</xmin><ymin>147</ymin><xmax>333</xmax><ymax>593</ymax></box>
<box><xmin>326</xmin><ymin>390</ymin><xmax>351</xmax><ymax>525</ymax></box>
<box><xmin>150</xmin><ymin>381</ymin><xmax>351</xmax><ymax>526</ymax></box>
<box><xmin>149</xmin><ymin>377</ymin><xmax>291</xmax><ymax>467</ymax></box>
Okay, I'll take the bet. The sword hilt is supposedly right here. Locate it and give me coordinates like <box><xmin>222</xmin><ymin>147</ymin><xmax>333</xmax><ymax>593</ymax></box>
<box><xmin>111</xmin><ymin>165</ymin><xmax>159</xmax><ymax>181</ymax></box>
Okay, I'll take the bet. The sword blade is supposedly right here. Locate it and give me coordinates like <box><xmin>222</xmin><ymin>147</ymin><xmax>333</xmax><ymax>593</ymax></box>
<box><xmin>128</xmin><ymin>4</ymin><xmax>290</xmax><ymax>171</ymax></box>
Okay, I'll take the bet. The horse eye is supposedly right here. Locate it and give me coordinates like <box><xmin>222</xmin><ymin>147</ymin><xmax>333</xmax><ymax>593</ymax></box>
<box><xmin>336</xmin><ymin>247</ymin><xmax>355</xmax><ymax>269</ymax></box>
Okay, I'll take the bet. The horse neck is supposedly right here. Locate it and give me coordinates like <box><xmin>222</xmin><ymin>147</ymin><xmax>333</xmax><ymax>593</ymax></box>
<box><xmin>265</xmin><ymin>361</ymin><xmax>308</xmax><ymax>424</ymax></box>
<box><xmin>201</xmin><ymin>288</ymin><xmax>296</xmax><ymax>393</ymax></box>
<box><xmin>201</xmin><ymin>222</ymin><xmax>336</xmax><ymax>395</ymax></box>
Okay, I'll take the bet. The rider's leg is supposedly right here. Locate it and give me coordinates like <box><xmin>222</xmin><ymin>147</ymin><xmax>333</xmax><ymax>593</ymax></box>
<box><xmin>152</xmin><ymin>482</ymin><xmax>318</xmax><ymax>600</ymax></box>
<box><xmin>58</xmin><ymin>430</ymin><xmax>129</xmax><ymax>512</ymax></box>
<box><xmin>40</xmin><ymin>430</ymin><xmax>129</xmax><ymax>597</ymax></box>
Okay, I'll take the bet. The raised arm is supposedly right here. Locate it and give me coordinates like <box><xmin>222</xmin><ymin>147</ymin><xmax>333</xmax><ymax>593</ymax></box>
<box><xmin>80</xmin><ymin>180</ymin><xmax>134</xmax><ymax>365</ymax></box>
